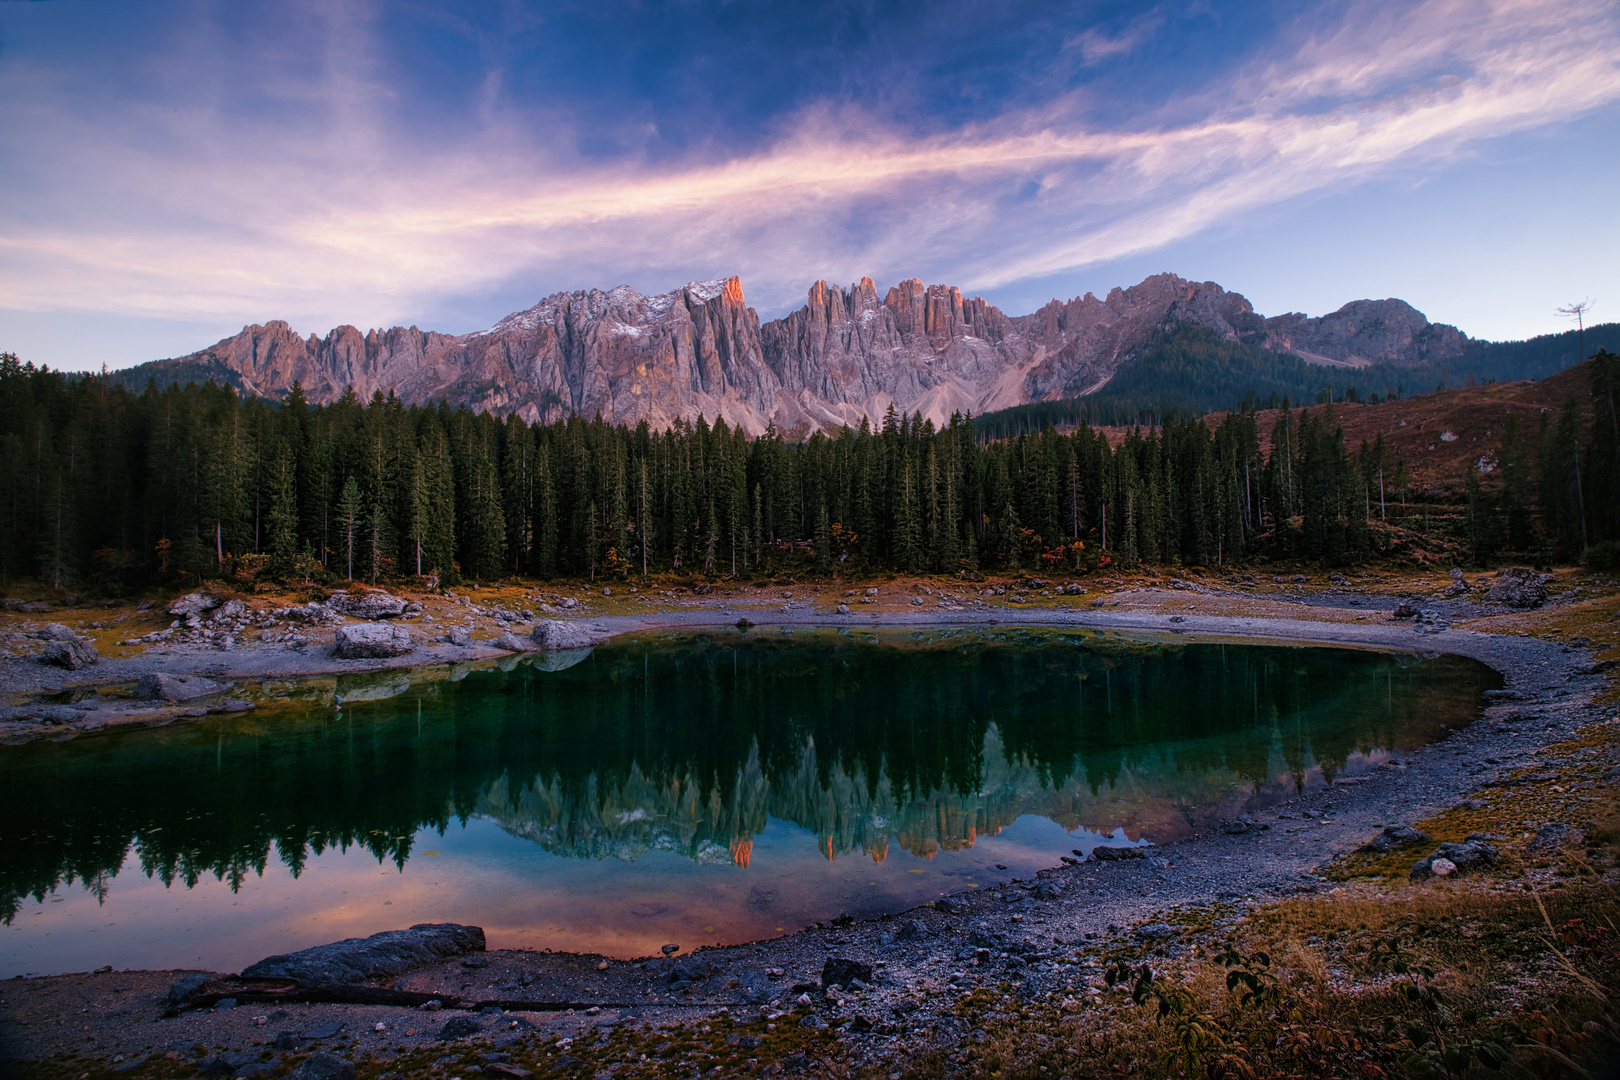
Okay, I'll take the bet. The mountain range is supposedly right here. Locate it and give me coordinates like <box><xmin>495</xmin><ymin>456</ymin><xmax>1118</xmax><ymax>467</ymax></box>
<box><xmin>107</xmin><ymin>272</ymin><xmax>1479</xmax><ymax>434</ymax></box>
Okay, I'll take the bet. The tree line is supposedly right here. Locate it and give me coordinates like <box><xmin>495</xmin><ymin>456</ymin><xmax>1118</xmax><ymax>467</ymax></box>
<box><xmin>0</xmin><ymin>350</ymin><xmax>1615</xmax><ymax>593</ymax></box>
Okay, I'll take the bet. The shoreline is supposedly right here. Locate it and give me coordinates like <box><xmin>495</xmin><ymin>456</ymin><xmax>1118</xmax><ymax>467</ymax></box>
<box><xmin>0</xmin><ymin>582</ymin><xmax>1550</xmax><ymax>745</ymax></box>
<box><xmin>1</xmin><ymin>584</ymin><xmax>1614</xmax><ymax>1074</ymax></box>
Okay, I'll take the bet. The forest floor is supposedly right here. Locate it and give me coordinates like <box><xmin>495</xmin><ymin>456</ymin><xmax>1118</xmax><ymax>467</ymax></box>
<box><xmin>2</xmin><ymin>564</ymin><xmax>1618</xmax><ymax>1078</ymax></box>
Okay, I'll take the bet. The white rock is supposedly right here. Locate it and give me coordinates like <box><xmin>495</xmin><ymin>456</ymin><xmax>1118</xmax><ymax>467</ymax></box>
<box><xmin>530</xmin><ymin>620</ymin><xmax>602</xmax><ymax>651</ymax></box>
<box><xmin>333</xmin><ymin>622</ymin><xmax>415</xmax><ymax>659</ymax></box>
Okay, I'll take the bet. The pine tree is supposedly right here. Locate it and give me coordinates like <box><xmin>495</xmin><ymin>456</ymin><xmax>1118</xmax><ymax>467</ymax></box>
<box><xmin>264</xmin><ymin>444</ymin><xmax>298</xmax><ymax>579</ymax></box>
<box><xmin>337</xmin><ymin>475</ymin><xmax>361</xmax><ymax>581</ymax></box>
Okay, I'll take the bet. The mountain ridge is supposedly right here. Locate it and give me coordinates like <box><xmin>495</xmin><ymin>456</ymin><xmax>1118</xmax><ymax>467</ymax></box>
<box><xmin>106</xmin><ymin>271</ymin><xmax>1477</xmax><ymax>434</ymax></box>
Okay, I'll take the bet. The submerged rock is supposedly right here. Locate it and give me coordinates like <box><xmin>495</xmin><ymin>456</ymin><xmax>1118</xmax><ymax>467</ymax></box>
<box><xmin>242</xmin><ymin>923</ymin><xmax>486</xmax><ymax>983</ymax></box>
<box><xmin>333</xmin><ymin>622</ymin><xmax>415</xmax><ymax>659</ymax></box>
<box><xmin>133</xmin><ymin>672</ymin><xmax>228</xmax><ymax>702</ymax></box>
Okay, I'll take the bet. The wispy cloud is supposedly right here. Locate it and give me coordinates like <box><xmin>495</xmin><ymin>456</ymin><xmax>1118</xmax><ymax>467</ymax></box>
<box><xmin>1</xmin><ymin>0</ymin><xmax>1616</xmax><ymax>334</ymax></box>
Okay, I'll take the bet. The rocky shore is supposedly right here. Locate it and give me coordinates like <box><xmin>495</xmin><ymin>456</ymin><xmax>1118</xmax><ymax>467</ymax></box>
<box><xmin>1</xmin><ymin>569</ymin><xmax>1615</xmax><ymax>1078</ymax></box>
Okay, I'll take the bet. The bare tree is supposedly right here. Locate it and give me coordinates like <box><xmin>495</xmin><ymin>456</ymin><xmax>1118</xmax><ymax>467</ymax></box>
<box><xmin>1557</xmin><ymin>298</ymin><xmax>1596</xmax><ymax>362</ymax></box>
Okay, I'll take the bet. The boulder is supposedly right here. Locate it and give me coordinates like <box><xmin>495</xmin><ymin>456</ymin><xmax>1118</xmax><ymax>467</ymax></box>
<box><xmin>286</xmin><ymin>1054</ymin><xmax>355</xmax><ymax>1080</ymax></box>
<box><xmin>133</xmin><ymin>672</ymin><xmax>228</xmax><ymax>702</ymax></box>
<box><xmin>166</xmin><ymin>973</ymin><xmax>211</xmax><ymax>1009</ymax></box>
<box><xmin>39</xmin><ymin>638</ymin><xmax>97</xmax><ymax>669</ymax></box>
<box><xmin>668</xmin><ymin>955</ymin><xmax>724</xmax><ymax>984</ymax></box>
<box><xmin>822</xmin><ymin>957</ymin><xmax>873</xmax><ymax>988</ymax></box>
<box><xmin>213</xmin><ymin>599</ymin><xmax>247</xmax><ymax>621</ymax></box>
<box><xmin>1356</xmin><ymin>824</ymin><xmax>1431</xmax><ymax>854</ymax></box>
<box><xmin>445</xmin><ymin>626</ymin><xmax>472</xmax><ymax>647</ymax></box>
<box><xmin>167</xmin><ymin>592</ymin><xmax>222</xmax><ymax>617</ymax></box>
<box><xmin>1091</xmin><ymin>845</ymin><xmax>1146</xmax><ymax>861</ymax></box>
<box><xmin>1410</xmin><ymin>840</ymin><xmax>1501</xmax><ymax>882</ymax></box>
<box><xmin>38</xmin><ymin>622</ymin><xmax>78</xmax><ymax>641</ymax></box>
<box><xmin>1391</xmin><ymin>601</ymin><xmax>1419</xmax><ymax>619</ymax></box>
<box><xmin>328</xmin><ymin>591</ymin><xmax>409</xmax><ymax>620</ymax></box>
<box><xmin>531</xmin><ymin>620</ymin><xmax>601</xmax><ymax>651</ymax></box>
<box><xmin>1485</xmin><ymin>568</ymin><xmax>1549</xmax><ymax>609</ymax></box>
<box><xmin>333</xmin><ymin>623</ymin><xmax>415</xmax><ymax>659</ymax></box>
<box><xmin>242</xmin><ymin>923</ymin><xmax>486</xmax><ymax>983</ymax></box>
<box><xmin>491</xmin><ymin>631</ymin><xmax>535</xmax><ymax>653</ymax></box>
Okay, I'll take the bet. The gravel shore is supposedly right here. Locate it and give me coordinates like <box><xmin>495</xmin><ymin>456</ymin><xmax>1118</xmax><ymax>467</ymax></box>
<box><xmin>1</xmin><ymin>580</ymin><xmax>1613</xmax><ymax>1075</ymax></box>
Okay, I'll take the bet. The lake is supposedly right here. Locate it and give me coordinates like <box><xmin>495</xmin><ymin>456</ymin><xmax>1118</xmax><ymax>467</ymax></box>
<box><xmin>0</xmin><ymin>627</ymin><xmax>1497</xmax><ymax>977</ymax></box>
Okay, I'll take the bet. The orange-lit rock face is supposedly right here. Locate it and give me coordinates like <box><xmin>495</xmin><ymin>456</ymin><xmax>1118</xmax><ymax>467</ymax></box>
<box><xmin>121</xmin><ymin>273</ymin><xmax>1466</xmax><ymax>436</ymax></box>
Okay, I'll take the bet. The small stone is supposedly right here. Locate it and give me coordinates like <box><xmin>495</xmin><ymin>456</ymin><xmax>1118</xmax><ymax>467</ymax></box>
<box><xmin>661</xmin><ymin>943</ymin><xmax>680</xmax><ymax>955</ymax></box>
<box><xmin>438</xmin><ymin>1015</ymin><xmax>482</xmax><ymax>1040</ymax></box>
<box><xmin>1429</xmin><ymin>857</ymin><xmax>1457</xmax><ymax>877</ymax></box>
<box><xmin>482</xmin><ymin>1066</ymin><xmax>534</xmax><ymax>1080</ymax></box>
<box><xmin>799</xmin><ymin>1012</ymin><xmax>828</xmax><ymax>1030</ymax></box>
<box><xmin>418</xmin><ymin>1000</ymin><xmax>444</xmax><ymax>1012</ymax></box>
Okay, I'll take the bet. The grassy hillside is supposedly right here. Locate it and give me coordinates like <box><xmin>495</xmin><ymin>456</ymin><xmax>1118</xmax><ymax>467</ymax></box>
<box><xmin>976</xmin><ymin>321</ymin><xmax>1620</xmax><ymax>438</ymax></box>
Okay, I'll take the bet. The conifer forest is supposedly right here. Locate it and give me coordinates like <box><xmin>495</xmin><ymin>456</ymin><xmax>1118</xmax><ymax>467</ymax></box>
<box><xmin>2</xmin><ymin>351</ymin><xmax>1617</xmax><ymax>594</ymax></box>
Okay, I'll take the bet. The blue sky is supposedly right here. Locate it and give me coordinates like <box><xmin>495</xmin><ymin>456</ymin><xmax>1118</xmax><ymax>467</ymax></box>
<box><xmin>2</xmin><ymin>0</ymin><xmax>1617</xmax><ymax>371</ymax></box>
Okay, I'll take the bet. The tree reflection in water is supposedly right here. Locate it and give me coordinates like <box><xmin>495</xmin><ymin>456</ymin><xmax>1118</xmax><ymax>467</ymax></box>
<box><xmin>0</xmin><ymin>629</ymin><xmax>1496</xmax><ymax>922</ymax></box>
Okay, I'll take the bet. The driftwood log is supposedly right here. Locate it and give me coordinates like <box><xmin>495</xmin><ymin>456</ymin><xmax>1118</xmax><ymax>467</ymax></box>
<box><xmin>165</xmin><ymin>976</ymin><xmax>737</xmax><ymax>1018</ymax></box>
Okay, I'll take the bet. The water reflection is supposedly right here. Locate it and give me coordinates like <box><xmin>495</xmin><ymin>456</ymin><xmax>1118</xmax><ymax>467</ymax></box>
<box><xmin>0</xmin><ymin>630</ymin><xmax>1495</xmax><ymax>970</ymax></box>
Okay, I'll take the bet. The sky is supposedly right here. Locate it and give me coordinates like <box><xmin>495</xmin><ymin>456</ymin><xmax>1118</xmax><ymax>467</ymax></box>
<box><xmin>1</xmin><ymin>0</ymin><xmax>1617</xmax><ymax>373</ymax></box>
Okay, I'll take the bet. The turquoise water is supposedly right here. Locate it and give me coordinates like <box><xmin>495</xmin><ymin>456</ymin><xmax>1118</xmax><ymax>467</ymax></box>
<box><xmin>0</xmin><ymin>628</ymin><xmax>1496</xmax><ymax>976</ymax></box>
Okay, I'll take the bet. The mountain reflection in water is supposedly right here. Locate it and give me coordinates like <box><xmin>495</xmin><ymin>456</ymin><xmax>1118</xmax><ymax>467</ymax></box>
<box><xmin>0</xmin><ymin>630</ymin><xmax>1495</xmax><ymax>971</ymax></box>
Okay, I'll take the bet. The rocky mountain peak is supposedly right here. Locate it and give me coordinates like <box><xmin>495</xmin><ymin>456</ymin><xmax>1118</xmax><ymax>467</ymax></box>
<box><xmin>109</xmin><ymin>271</ymin><xmax>1468</xmax><ymax>435</ymax></box>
